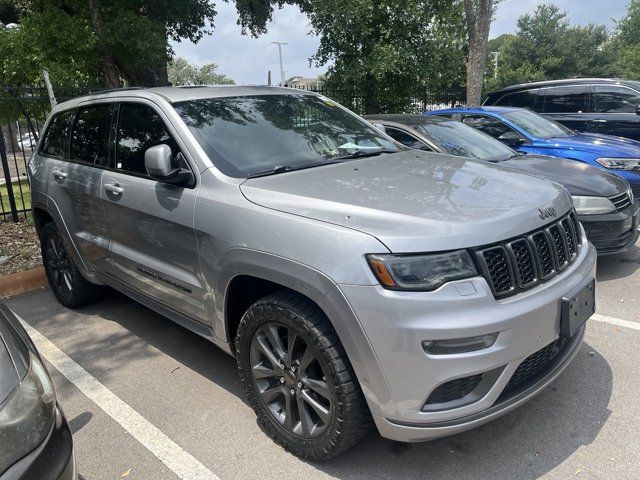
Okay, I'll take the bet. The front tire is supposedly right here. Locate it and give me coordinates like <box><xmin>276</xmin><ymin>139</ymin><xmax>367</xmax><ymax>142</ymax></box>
<box><xmin>236</xmin><ymin>291</ymin><xmax>371</xmax><ymax>460</ymax></box>
<box><xmin>40</xmin><ymin>222</ymin><xmax>102</xmax><ymax>308</ymax></box>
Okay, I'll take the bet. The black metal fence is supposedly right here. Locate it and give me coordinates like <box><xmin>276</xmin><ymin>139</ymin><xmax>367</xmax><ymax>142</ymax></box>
<box><xmin>0</xmin><ymin>85</ymin><xmax>98</xmax><ymax>222</ymax></box>
<box><xmin>289</xmin><ymin>84</ymin><xmax>466</xmax><ymax>114</ymax></box>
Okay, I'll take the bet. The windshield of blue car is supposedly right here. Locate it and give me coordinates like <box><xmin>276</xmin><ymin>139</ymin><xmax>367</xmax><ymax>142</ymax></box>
<box><xmin>502</xmin><ymin>109</ymin><xmax>574</xmax><ymax>139</ymax></box>
<box><xmin>416</xmin><ymin>120</ymin><xmax>517</xmax><ymax>161</ymax></box>
<box><xmin>174</xmin><ymin>94</ymin><xmax>400</xmax><ymax>178</ymax></box>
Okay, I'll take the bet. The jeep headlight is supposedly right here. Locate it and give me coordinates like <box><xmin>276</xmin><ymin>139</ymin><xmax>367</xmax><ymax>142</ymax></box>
<box><xmin>366</xmin><ymin>250</ymin><xmax>478</xmax><ymax>291</ymax></box>
<box><xmin>572</xmin><ymin>195</ymin><xmax>616</xmax><ymax>215</ymax></box>
<box><xmin>0</xmin><ymin>353</ymin><xmax>56</xmax><ymax>474</ymax></box>
<box><xmin>595</xmin><ymin>157</ymin><xmax>640</xmax><ymax>171</ymax></box>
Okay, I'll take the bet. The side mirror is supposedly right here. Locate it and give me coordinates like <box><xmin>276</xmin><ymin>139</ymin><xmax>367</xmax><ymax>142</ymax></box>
<box><xmin>144</xmin><ymin>144</ymin><xmax>194</xmax><ymax>187</ymax></box>
<box><xmin>371</xmin><ymin>123</ymin><xmax>386</xmax><ymax>133</ymax></box>
<box><xmin>497</xmin><ymin>131</ymin><xmax>526</xmax><ymax>147</ymax></box>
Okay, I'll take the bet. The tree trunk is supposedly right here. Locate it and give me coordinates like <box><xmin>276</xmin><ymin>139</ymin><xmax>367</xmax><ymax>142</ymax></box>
<box><xmin>87</xmin><ymin>0</ymin><xmax>120</xmax><ymax>88</ymax></box>
<box><xmin>464</xmin><ymin>0</ymin><xmax>493</xmax><ymax>106</ymax></box>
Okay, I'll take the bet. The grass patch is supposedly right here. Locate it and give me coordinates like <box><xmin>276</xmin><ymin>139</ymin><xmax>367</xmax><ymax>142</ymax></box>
<box><xmin>0</xmin><ymin>179</ymin><xmax>31</xmax><ymax>214</ymax></box>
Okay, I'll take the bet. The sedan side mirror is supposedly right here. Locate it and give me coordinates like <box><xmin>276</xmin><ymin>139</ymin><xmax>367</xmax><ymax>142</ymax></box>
<box><xmin>371</xmin><ymin>123</ymin><xmax>386</xmax><ymax>133</ymax></box>
<box><xmin>145</xmin><ymin>144</ymin><xmax>194</xmax><ymax>187</ymax></box>
<box><xmin>497</xmin><ymin>131</ymin><xmax>526</xmax><ymax>147</ymax></box>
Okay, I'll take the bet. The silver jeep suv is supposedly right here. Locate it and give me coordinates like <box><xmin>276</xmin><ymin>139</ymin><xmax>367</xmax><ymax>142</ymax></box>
<box><xmin>29</xmin><ymin>86</ymin><xmax>597</xmax><ymax>460</ymax></box>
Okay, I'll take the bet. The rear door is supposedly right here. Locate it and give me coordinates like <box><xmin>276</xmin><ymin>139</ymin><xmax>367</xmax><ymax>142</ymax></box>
<box><xmin>42</xmin><ymin>104</ymin><xmax>113</xmax><ymax>272</ymax></box>
<box><xmin>589</xmin><ymin>84</ymin><xmax>640</xmax><ymax>140</ymax></box>
<box><xmin>100</xmin><ymin>101</ymin><xmax>206</xmax><ymax>322</ymax></box>
<box><xmin>539</xmin><ymin>85</ymin><xmax>590</xmax><ymax>132</ymax></box>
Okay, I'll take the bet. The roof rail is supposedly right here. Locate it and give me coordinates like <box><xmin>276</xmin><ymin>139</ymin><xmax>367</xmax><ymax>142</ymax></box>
<box><xmin>65</xmin><ymin>86</ymin><xmax>146</xmax><ymax>102</ymax></box>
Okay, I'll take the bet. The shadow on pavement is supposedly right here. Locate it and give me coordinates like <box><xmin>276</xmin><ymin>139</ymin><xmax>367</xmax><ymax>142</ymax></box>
<box><xmin>597</xmin><ymin>243</ymin><xmax>640</xmax><ymax>282</ymax></box>
<box><xmin>7</xmin><ymin>289</ymin><xmax>613</xmax><ymax>480</ymax></box>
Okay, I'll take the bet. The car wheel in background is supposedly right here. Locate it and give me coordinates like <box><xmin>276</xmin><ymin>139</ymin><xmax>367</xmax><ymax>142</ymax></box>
<box><xmin>40</xmin><ymin>222</ymin><xmax>102</xmax><ymax>308</ymax></box>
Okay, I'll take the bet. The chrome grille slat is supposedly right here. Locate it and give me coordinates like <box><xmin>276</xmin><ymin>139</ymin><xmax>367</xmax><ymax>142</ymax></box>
<box><xmin>476</xmin><ymin>212</ymin><xmax>581</xmax><ymax>298</ymax></box>
<box><xmin>609</xmin><ymin>192</ymin><xmax>632</xmax><ymax>211</ymax></box>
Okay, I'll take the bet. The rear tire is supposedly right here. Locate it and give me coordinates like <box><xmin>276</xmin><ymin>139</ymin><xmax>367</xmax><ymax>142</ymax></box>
<box><xmin>236</xmin><ymin>290</ymin><xmax>371</xmax><ymax>460</ymax></box>
<box><xmin>40</xmin><ymin>222</ymin><xmax>102</xmax><ymax>308</ymax></box>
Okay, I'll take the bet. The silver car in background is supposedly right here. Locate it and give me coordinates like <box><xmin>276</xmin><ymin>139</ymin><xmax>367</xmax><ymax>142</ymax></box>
<box><xmin>28</xmin><ymin>86</ymin><xmax>597</xmax><ymax>460</ymax></box>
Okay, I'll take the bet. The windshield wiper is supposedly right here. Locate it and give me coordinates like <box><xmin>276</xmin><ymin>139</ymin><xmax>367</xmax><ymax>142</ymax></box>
<box><xmin>245</xmin><ymin>160</ymin><xmax>346</xmax><ymax>179</ymax></box>
<box><xmin>329</xmin><ymin>148</ymin><xmax>397</xmax><ymax>161</ymax></box>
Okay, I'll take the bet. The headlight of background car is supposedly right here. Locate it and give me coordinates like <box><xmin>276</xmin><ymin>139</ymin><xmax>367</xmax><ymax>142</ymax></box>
<box><xmin>595</xmin><ymin>157</ymin><xmax>640</xmax><ymax>170</ymax></box>
<box><xmin>0</xmin><ymin>353</ymin><xmax>56</xmax><ymax>474</ymax></box>
<box><xmin>572</xmin><ymin>195</ymin><xmax>616</xmax><ymax>215</ymax></box>
<box><xmin>367</xmin><ymin>250</ymin><xmax>478</xmax><ymax>291</ymax></box>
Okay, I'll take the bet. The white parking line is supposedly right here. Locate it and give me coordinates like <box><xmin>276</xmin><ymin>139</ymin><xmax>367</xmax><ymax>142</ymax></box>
<box><xmin>16</xmin><ymin>314</ymin><xmax>221</xmax><ymax>480</ymax></box>
<box><xmin>592</xmin><ymin>313</ymin><xmax>640</xmax><ymax>331</ymax></box>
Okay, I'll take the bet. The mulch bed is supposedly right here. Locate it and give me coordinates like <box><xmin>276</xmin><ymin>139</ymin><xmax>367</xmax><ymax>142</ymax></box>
<box><xmin>0</xmin><ymin>220</ymin><xmax>42</xmax><ymax>276</ymax></box>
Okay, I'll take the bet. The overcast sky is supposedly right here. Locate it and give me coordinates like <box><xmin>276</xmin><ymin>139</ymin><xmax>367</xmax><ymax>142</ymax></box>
<box><xmin>171</xmin><ymin>0</ymin><xmax>631</xmax><ymax>85</ymax></box>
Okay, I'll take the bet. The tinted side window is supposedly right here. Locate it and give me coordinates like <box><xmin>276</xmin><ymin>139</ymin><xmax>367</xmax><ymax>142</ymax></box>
<box><xmin>460</xmin><ymin>115</ymin><xmax>512</xmax><ymax>139</ymax></box>
<box><xmin>593</xmin><ymin>85</ymin><xmax>640</xmax><ymax>113</ymax></box>
<box><xmin>542</xmin><ymin>85</ymin><xmax>588</xmax><ymax>113</ymax></box>
<box><xmin>495</xmin><ymin>89</ymin><xmax>543</xmax><ymax>111</ymax></box>
<box><xmin>385</xmin><ymin>127</ymin><xmax>429</xmax><ymax>150</ymax></box>
<box><xmin>70</xmin><ymin>105</ymin><xmax>113</xmax><ymax>166</ymax></box>
<box><xmin>116</xmin><ymin>103</ymin><xmax>180</xmax><ymax>176</ymax></box>
<box><xmin>39</xmin><ymin>110</ymin><xmax>75</xmax><ymax>158</ymax></box>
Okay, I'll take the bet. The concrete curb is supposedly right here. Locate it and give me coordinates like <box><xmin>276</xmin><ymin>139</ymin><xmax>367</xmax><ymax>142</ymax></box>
<box><xmin>0</xmin><ymin>267</ymin><xmax>47</xmax><ymax>298</ymax></box>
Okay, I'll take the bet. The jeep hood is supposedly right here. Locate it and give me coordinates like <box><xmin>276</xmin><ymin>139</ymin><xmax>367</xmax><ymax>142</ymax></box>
<box><xmin>501</xmin><ymin>155</ymin><xmax>628</xmax><ymax>196</ymax></box>
<box><xmin>240</xmin><ymin>151</ymin><xmax>573</xmax><ymax>253</ymax></box>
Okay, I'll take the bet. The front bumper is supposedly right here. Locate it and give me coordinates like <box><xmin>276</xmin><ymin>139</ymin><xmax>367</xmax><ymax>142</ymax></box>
<box><xmin>1</xmin><ymin>405</ymin><xmax>76</xmax><ymax>480</ymax></box>
<box><xmin>579</xmin><ymin>203</ymin><xmax>640</xmax><ymax>255</ymax></box>
<box><xmin>339</xmin><ymin>241</ymin><xmax>597</xmax><ymax>442</ymax></box>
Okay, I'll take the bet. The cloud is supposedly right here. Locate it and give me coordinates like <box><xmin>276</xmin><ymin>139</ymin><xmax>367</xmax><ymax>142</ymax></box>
<box><xmin>170</xmin><ymin>3</ymin><xmax>324</xmax><ymax>85</ymax></box>
<box><xmin>172</xmin><ymin>0</ymin><xmax>631</xmax><ymax>83</ymax></box>
<box><xmin>491</xmin><ymin>0</ymin><xmax>629</xmax><ymax>38</ymax></box>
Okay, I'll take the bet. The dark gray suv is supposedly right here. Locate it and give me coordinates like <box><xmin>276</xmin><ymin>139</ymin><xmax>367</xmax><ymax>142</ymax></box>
<box><xmin>484</xmin><ymin>78</ymin><xmax>640</xmax><ymax>140</ymax></box>
<box><xmin>29</xmin><ymin>86</ymin><xmax>597</xmax><ymax>459</ymax></box>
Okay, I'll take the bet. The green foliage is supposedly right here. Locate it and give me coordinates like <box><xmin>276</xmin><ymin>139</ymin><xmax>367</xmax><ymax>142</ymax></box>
<box><xmin>611</xmin><ymin>0</ymin><xmax>640</xmax><ymax>80</ymax></box>
<box><xmin>485</xmin><ymin>4</ymin><xmax>618</xmax><ymax>92</ymax></box>
<box><xmin>304</xmin><ymin>0</ymin><xmax>467</xmax><ymax>113</ymax></box>
<box><xmin>168</xmin><ymin>57</ymin><xmax>235</xmax><ymax>85</ymax></box>
<box><xmin>0</xmin><ymin>8</ymin><xmax>101</xmax><ymax>86</ymax></box>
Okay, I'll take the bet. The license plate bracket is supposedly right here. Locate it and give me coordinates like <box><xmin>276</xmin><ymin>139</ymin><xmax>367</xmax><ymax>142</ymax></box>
<box><xmin>561</xmin><ymin>278</ymin><xmax>595</xmax><ymax>338</ymax></box>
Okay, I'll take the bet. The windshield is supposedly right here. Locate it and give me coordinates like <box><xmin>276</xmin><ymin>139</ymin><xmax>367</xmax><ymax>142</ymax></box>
<box><xmin>416</xmin><ymin>120</ymin><xmax>516</xmax><ymax>161</ymax></box>
<box><xmin>174</xmin><ymin>94</ymin><xmax>399</xmax><ymax>177</ymax></box>
<box><xmin>502</xmin><ymin>109</ymin><xmax>574</xmax><ymax>139</ymax></box>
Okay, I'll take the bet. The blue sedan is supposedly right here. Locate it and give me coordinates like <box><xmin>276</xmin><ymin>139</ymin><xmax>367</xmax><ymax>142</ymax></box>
<box><xmin>425</xmin><ymin>106</ymin><xmax>640</xmax><ymax>199</ymax></box>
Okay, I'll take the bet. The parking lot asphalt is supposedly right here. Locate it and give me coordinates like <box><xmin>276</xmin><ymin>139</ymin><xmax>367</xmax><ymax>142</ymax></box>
<box><xmin>5</xmin><ymin>240</ymin><xmax>640</xmax><ymax>480</ymax></box>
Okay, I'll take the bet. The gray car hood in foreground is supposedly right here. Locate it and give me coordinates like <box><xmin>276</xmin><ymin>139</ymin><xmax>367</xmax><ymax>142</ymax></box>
<box><xmin>241</xmin><ymin>151</ymin><xmax>573</xmax><ymax>253</ymax></box>
<box><xmin>502</xmin><ymin>155</ymin><xmax>628</xmax><ymax>197</ymax></box>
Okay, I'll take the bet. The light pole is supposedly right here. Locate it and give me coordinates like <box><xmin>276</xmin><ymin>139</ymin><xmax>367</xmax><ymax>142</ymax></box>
<box><xmin>271</xmin><ymin>41</ymin><xmax>288</xmax><ymax>86</ymax></box>
<box><xmin>491</xmin><ymin>51</ymin><xmax>499</xmax><ymax>79</ymax></box>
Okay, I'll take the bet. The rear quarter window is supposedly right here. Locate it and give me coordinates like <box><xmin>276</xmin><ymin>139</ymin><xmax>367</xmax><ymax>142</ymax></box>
<box><xmin>38</xmin><ymin>110</ymin><xmax>75</xmax><ymax>158</ymax></box>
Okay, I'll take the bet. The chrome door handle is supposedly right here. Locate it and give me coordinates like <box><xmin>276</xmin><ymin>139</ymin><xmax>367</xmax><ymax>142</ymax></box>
<box><xmin>52</xmin><ymin>169</ymin><xmax>67</xmax><ymax>179</ymax></box>
<box><xmin>104</xmin><ymin>183</ymin><xmax>124</xmax><ymax>195</ymax></box>
<box><xmin>592</xmin><ymin>119</ymin><xmax>608</xmax><ymax>123</ymax></box>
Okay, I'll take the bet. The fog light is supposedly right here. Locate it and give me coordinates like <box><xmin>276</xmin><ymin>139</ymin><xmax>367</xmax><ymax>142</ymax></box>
<box><xmin>422</xmin><ymin>333</ymin><xmax>498</xmax><ymax>355</ymax></box>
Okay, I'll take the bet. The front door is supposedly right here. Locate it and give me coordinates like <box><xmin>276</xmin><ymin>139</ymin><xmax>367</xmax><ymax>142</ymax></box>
<box><xmin>100</xmin><ymin>101</ymin><xmax>206</xmax><ymax>322</ymax></box>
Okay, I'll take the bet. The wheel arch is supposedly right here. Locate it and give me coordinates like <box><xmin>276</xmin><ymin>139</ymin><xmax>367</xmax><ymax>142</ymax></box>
<box><xmin>214</xmin><ymin>248</ymin><xmax>392</xmax><ymax>415</ymax></box>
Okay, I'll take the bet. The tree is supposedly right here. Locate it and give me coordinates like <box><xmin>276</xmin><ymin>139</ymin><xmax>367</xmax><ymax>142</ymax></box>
<box><xmin>464</xmin><ymin>0</ymin><xmax>494</xmax><ymax>105</ymax></box>
<box><xmin>3</xmin><ymin>0</ymin><xmax>290</xmax><ymax>87</ymax></box>
<box><xmin>302</xmin><ymin>0</ymin><xmax>467</xmax><ymax>114</ymax></box>
<box><xmin>168</xmin><ymin>57</ymin><xmax>235</xmax><ymax>85</ymax></box>
<box><xmin>611</xmin><ymin>0</ymin><xmax>640</xmax><ymax>79</ymax></box>
<box><xmin>485</xmin><ymin>4</ymin><xmax>617</xmax><ymax>92</ymax></box>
